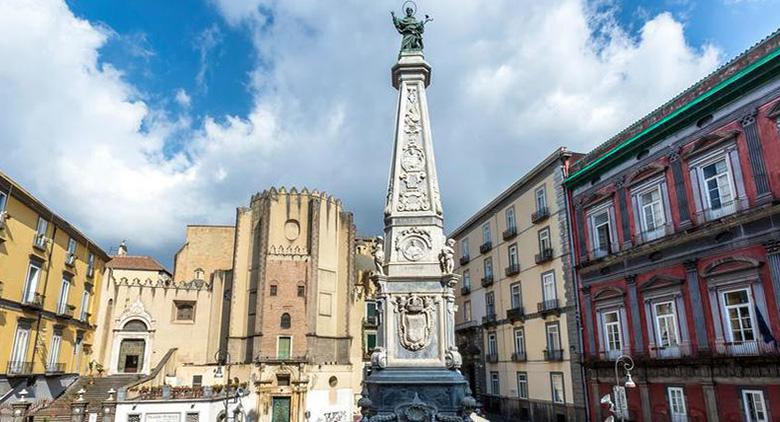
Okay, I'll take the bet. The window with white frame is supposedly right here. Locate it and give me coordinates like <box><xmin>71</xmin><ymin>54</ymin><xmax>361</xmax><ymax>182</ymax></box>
<box><xmin>484</xmin><ymin>258</ymin><xmax>493</xmax><ymax>280</ymax></box>
<box><xmin>514</xmin><ymin>328</ymin><xmax>525</xmax><ymax>355</ymax></box>
<box><xmin>546</xmin><ymin>322</ymin><xmax>561</xmax><ymax>352</ymax></box>
<box><xmin>690</xmin><ymin>147</ymin><xmax>743</xmax><ymax>221</ymax></box>
<box><xmin>9</xmin><ymin>323</ymin><xmax>31</xmax><ymax>374</ymax></box>
<box><xmin>538</xmin><ymin>227</ymin><xmax>551</xmax><ymax>252</ymax></box>
<box><xmin>668</xmin><ymin>387</ymin><xmax>687</xmax><ymax>421</ymax></box>
<box><xmin>47</xmin><ymin>332</ymin><xmax>62</xmax><ymax>371</ymax></box>
<box><xmin>536</xmin><ymin>186</ymin><xmax>547</xmax><ymax>212</ymax></box>
<box><xmin>80</xmin><ymin>291</ymin><xmax>91</xmax><ymax>321</ymax></box>
<box><xmin>654</xmin><ymin>301</ymin><xmax>680</xmax><ymax>348</ymax></box>
<box><xmin>486</xmin><ymin>292</ymin><xmax>495</xmax><ymax>317</ymax></box>
<box><xmin>463</xmin><ymin>300</ymin><xmax>472</xmax><ymax>322</ymax></box>
<box><xmin>35</xmin><ymin>217</ymin><xmax>48</xmax><ymax>248</ymax></box>
<box><xmin>550</xmin><ymin>372</ymin><xmax>565</xmax><ymax>404</ymax></box>
<box><xmin>66</xmin><ymin>238</ymin><xmax>77</xmax><ymax>265</ymax></box>
<box><xmin>541</xmin><ymin>271</ymin><xmax>556</xmax><ymax>302</ymax></box>
<box><xmin>603</xmin><ymin>310</ymin><xmax>623</xmax><ymax>355</ymax></box>
<box><xmin>0</xmin><ymin>191</ymin><xmax>7</xmax><ymax>212</ymax></box>
<box><xmin>723</xmin><ymin>288</ymin><xmax>756</xmax><ymax>343</ymax></box>
<box><xmin>487</xmin><ymin>332</ymin><xmax>497</xmax><ymax>356</ymax></box>
<box><xmin>22</xmin><ymin>261</ymin><xmax>42</xmax><ymax>304</ymax></box>
<box><xmin>57</xmin><ymin>277</ymin><xmax>70</xmax><ymax>315</ymax></box>
<box><xmin>508</xmin><ymin>244</ymin><xmax>519</xmax><ymax>268</ymax></box>
<box><xmin>510</xmin><ymin>283</ymin><xmax>522</xmax><ymax>309</ymax></box>
<box><xmin>506</xmin><ymin>206</ymin><xmax>516</xmax><ymax>231</ymax></box>
<box><xmin>461</xmin><ymin>238</ymin><xmax>470</xmax><ymax>259</ymax></box>
<box><xmin>633</xmin><ymin>181</ymin><xmax>669</xmax><ymax>241</ymax></box>
<box><xmin>87</xmin><ymin>253</ymin><xmax>95</xmax><ymax>277</ymax></box>
<box><xmin>589</xmin><ymin>206</ymin><xmax>613</xmax><ymax>256</ymax></box>
<box><xmin>490</xmin><ymin>372</ymin><xmax>500</xmax><ymax>395</ymax></box>
<box><xmin>463</xmin><ymin>270</ymin><xmax>471</xmax><ymax>288</ymax></box>
<box><xmin>742</xmin><ymin>389</ymin><xmax>768</xmax><ymax>422</ymax></box>
<box><xmin>366</xmin><ymin>300</ymin><xmax>378</xmax><ymax>324</ymax></box>
<box><xmin>517</xmin><ymin>372</ymin><xmax>528</xmax><ymax>399</ymax></box>
<box><xmin>482</xmin><ymin>223</ymin><xmax>491</xmax><ymax>245</ymax></box>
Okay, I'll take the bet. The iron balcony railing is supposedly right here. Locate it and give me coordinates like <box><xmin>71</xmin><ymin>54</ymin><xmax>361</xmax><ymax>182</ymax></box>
<box><xmin>587</xmin><ymin>243</ymin><xmax>613</xmax><ymax>261</ymax></box>
<box><xmin>486</xmin><ymin>353</ymin><xmax>499</xmax><ymax>363</ymax></box>
<box><xmin>635</xmin><ymin>222</ymin><xmax>675</xmax><ymax>244</ymax></box>
<box><xmin>507</xmin><ymin>307</ymin><xmax>524</xmax><ymax>322</ymax></box>
<box><xmin>481</xmin><ymin>275</ymin><xmax>494</xmax><ymax>287</ymax></box>
<box><xmin>460</xmin><ymin>285</ymin><xmax>471</xmax><ymax>295</ymax></box>
<box><xmin>479</xmin><ymin>241</ymin><xmax>493</xmax><ymax>254</ymax></box>
<box><xmin>537</xmin><ymin>299</ymin><xmax>560</xmax><ymax>316</ymax></box>
<box><xmin>511</xmin><ymin>352</ymin><xmax>527</xmax><ymax>362</ymax></box>
<box><xmin>455</xmin><ymin>320</ymin><xmax>480</xmax><ymax>332</ymax></box>
<box><xmin>45</xmin><ymin>362</ymin><xmax>65</xmax><ymax>374</ymax></box>
<box><xmin>482</xmin><ymin>313</ymin><xmax>498</xmax><ymax>327</ymax></box>
<box><xmin>459</xmin><ymin>255</ymin><xmax>470</xmax><ymax>265</ymax></box>
<box><xmin>544</xmin><ymin>349</ymin><xmax>564</xmax><ymax>361</ymax></box>
<box><xmin>22</xmin><ymin>292</ymin><xmax>44</xmax><ymax>308</ymax></box>
<box><xmin>535</xmin><ymin>248</ymin><xmax>554</xmax><ymax>264</ymax></box>
<box><xmin>505</xmin><ymin>263</ymin><xmax>520</xmax><ymax>276</ymax></box>
<box><xmin>531</xmin><ymin>207</ymin><xmax>550</xmax><ymax>223</ymax></box>
<box><xmin>502</xmin><ymin>226</ymin><xmax>517</xmax><ymax>240</ymax></box>
<box><xmin>7</xmin><ymin>361</ymin><xmax>33</xmax><ymax>376</ymax></box>
<box><xmin>714</xmin><ymin>340</ymin><xmax>778</xmax><ymax>356</ymax></box>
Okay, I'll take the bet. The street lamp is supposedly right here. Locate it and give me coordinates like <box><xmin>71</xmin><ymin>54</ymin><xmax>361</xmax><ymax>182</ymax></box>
<box><xmin>214</xmin><ymin>350</ymin><xmax>242</xmax><ymax>422</ymax></box>
<box><xmin>601</xmin><ymin>354</ymin><xmax>636</xmax><ymax>422</ymax></box>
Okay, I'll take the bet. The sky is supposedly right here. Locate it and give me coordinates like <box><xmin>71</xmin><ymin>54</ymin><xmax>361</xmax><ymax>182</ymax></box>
<box><xmin>0</xmin><ymin>0</ymin><xmax>778</xmax><ymax>269</ymax></box>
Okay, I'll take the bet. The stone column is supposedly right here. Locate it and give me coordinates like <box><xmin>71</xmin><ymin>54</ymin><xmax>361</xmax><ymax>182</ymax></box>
<box><xmin>740</xmin><ymin>111</ymin><xmax>772</xmax><ymax>200</ymax></box>
<box><xmin>684</xmin><ymin>260</ymin><xmax>709</xmax><ymax>351</ymax></box>
<box><xmin>702</xmin><ymin>383</ymin><xmax>720</xmax><ymax>422</ymax></box>
<box><xmin>101</xmin><ymin>388</ymin><xmax>117</xmax><ymax>422</ymax></box>
<box><xmin>765</xmin><ymin>241</ymin><xmax>780</xmax><ymax>319</ymax></box>
<box><xmin>668</xmin><ymin>148</ymin><xmax>692</xmax><ymax>228</ymax></box>
<box><xmin>626</xmin><ymin>275</ymin><xmax>644</xmax><ymax>353</ymax></box>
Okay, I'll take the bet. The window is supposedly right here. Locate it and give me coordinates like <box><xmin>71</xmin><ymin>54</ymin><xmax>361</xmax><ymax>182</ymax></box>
<box><xmin>463</xmin><ymin>300</ymin><xmax>472</xmax><ymax>322</ymax></box>
<box><xmin>654</xmin><ymin>301</ymin><xmax>680</xmax><ymax>348</ymax></box>
<box><xmin>538</xmin><ymin>227</ymin><xmax>551</xmax><ymax>252</ymax></box>
<box><xmin>276</xmin><ymin>374</ymin><xmax>290</xmax><ymax>386</ymax></box>
<box><xmin>186</xmin><ymin>412</ymin><xmax>200</xmax><ymax>422</ymax></box>
<box><xmin>550</xmin><ymin>373</ymin><xmax>565</xmax><ymax>404</ymax></box>
<box><xmin>277</xmin><ymin>337</ymin><xmax>291</xmax><ymax>359</ymax></box>
<box><xmin>546</xmin><ymin>323</ymin><xmax>561</xmax><ymax>352</ymax></box>
<box><xmin>66</xmin><ymin>238</ymin><xmax>77</xmax><ymax>265</ymax></box>
<box><xmin>366</xmin><ymin>332</ymin><xmax>377</xmax><ymax>353</ymax></box>
<box><xmin>516</xmin><ymin>372</ymin><xmax>528</xmax><ymax>399</ymax></box>
<box><xmin>603</xmin><ymin>310</ymin><xmax>623</xmax><ymax>356</ymax></box>
<box><xmin>723</xmin><ymin>288</ymin><xmax>756</xmax><ymax>343</ymax></box>
<box><xmin>668</xmin><ymin>387</ymin><xmax>687</xmax><ymax>421</ymax></box>
<box><xmin>73</xmin><ymin>335</ymin><xmax>83</xmax><ymax>373</ymax></box>
<box><xmin>270</xmin><ymin>284</ymin><xmax>278</xmax><ymax>296</ymax></box>
<box><xmin>589</xmin><ymin>207</ymin><xmax>612</xmax><ymax>257</ymax></box>
<box><xmin>460</xmin><ymin>238</ymin><xmax>469</xmax><ymax>258</ymax></box>
<box><xmin>490</xmin><ymin>372</ymin><xmax>500</xmax><ymax>395</ymax></box>
<box><xmin>542</xmin><ymin>272</ymin><xmax>556</xmax><ymax>302</ymax></box>
<box><xmin>34</xmin><ymin>217</ymin><xmax>48</xmax><ymax>248</ymax></box>
<box><xmin>123</xmin><ymin>320</ymin><xmax>148</xmax><ymax>332</ymax></box>
<box><xmin>636</xmin><ymin>184</ymin><xmax>667</xmax><ymax>240</ymax></box>
<box><xmin>22</xmin><ymin>261</ymin><xmax>42</xmax><ymax>304</ymax></box>
<box><xmin>0</xmin><ymin>191</ymin><xmax>7</xmax><ymax>212</ymax></box>
<box><xmin>57</xmin><ymin>277</ymin><xmax>70</xmax><ymax>315</ymax></box>
<box><xmin>701</xmin><ymin>158</ymin><xmax>735</xmax><ymax>217</ymax></box>
<box><xmin>175</xmin><ymin>302</ymin><xmax>195</xmax><ymax>321</ymax></box>
<box><xmin>510</xmin><ymin>283</ymin><xmax>522</xmax><ymax>309</ymax></box>
<box><xmin>128</xmin><ymin>415</ymin><xmax>141</xmax><ymax>422</ymax></box>
<box><xmin>10</xmin><ymin>324</ymin><xmax>31</xmax><ymax>374</ymax></box>
<box><xmin>80</xmin><ymin>291</ymin><xmax>90</xmax><ymax>321</ymax></box>
<box><xmin>508</xmin><ymin>244</ymin><xmax>519</xmax><ymax>268</ymax></box>
<box><xmin>86</xmin><ymin>253</ymin><xmax>95</xmax><ymax>277</ymax></box>
<box><xmin>47</xmin><ymin>333</ymin><xmax>62</xmax><ymax>371</ymax></box>
<box><xmin>297</xmin><ymin>284</ymin><xmax>305</xmax><ymax>297</ymax></box>
<box><xmin>743</xmin><ymin>390</ymin><xmax>768</xmax><ymax>422</ymax></box>
<box><xmin>280</xmin><ymin>313</ymin><xmax>291</xmax><ymax>329</ymax></box>
<box><xmin>366</xmin><ymin>301</ymin><xmax>378</xmax><ymax>324</ymax></box>
<box><xmin>505</xmin><ymin>207</ymin><xmax>516</xmax><ymax>230</ymax></box>
<box><xmin>536</xmin><ymin>186</ymin><xmax>547</xmax><ymax>212</ymax></box>
<box><xmin>514</xmin><ymin>328</ymin><xmax>525</xmax><ymax>354</ymax></box>
<box><xmin>486</xmin><ymin>292</ymin><xmax>495</xmax><ymax>317</ymax></box>
<box><xmin>463</xmin><ymin>270</ymin><xmax>471</xmax><ymax>289</ymax></box>
<box><xmin>192</xmin><ymin>375</ymin><xmax>203</xmax><ymax>387</ymax></box>
<box><xmin>483</xmin><ymin>258</ymin><xmax>493</xmax><ymax>280</ymax></box>
<box><xmin>482</xmin><ymin>223</ymin><xmax>491</xmax><ymax>245</ymax></box>
<box><xmin>487</xmin><ymin>332</ymin><xmax>497</xmax><ymax>356</ymax></box>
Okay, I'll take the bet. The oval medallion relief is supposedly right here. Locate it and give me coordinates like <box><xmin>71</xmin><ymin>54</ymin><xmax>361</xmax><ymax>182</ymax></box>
<box><xmin>284</xmin><ymin>219</ymin><xmax>300</xmax><ymax>241</ymax></box>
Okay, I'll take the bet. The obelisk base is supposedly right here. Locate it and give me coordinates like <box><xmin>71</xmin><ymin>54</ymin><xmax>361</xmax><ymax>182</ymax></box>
<box><xmin>360</xmin><ymin>367</ymin><xmax>476</xmax><ymax>421</ymax></box>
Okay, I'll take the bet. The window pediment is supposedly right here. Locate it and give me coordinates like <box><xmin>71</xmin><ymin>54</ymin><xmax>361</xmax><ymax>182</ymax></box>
<box><xmin>628</xmin><ymin>163</ymin><xmax>667</xmax><ymax>186</ymax></box>
<box><xmin>682</xmin><ymin>130</ymin><xmax>739</xmax><ymax>159</ymax></box>
<box><xmin>702</xmin><ymin>256</ymin><xmax>761</xmax><ymax>278</ymax></box>
<box><xmin>639</xmin><ymin>275</ymin><xmax>684</xmax><ymax>292</ymax></box>
<box><xmin>593</xmin><ymin>286</ymin><xmax>625</xmax><ymax>302</ymax></box>
<box><xmin>582</xmin><ymin>190</ymin><xmax>615</xmax><ymax>209</ymax></box>
<box><xmin>766</xmin><ymin>100</ymin><xmax>780</xmax><ymax>118</ymax></box>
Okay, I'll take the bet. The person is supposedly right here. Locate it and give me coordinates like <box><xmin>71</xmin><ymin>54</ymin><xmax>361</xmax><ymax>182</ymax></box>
<box><xmin>391</xmin><ymin>7</ymin><xmax>432</xmax><ymax>52</ymax></box>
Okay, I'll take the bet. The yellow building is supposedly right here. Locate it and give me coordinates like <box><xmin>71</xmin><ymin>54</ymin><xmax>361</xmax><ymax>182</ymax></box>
<box><xmin>0</xmin><ymin>170</ymin><xmax>109</xmax><ymax>404</ymax></box>
<box><xmin>450</xmin><ymin>148</ymin><xmax>586</xmax><ymax>421</ymax></box>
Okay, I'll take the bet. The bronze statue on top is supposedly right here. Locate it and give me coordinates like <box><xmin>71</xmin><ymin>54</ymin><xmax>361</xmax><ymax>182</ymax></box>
<box><xmin>391</xmin><ymin>3</ymin><xmax>432</xmax><ymax>53</ymax></box>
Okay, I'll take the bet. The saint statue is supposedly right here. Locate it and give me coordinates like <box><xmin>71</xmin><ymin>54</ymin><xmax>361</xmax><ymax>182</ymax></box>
<box><xmin>391</xmin><ymin>5</ymin><xmax>432</xmax><ymax>53</ymax></box>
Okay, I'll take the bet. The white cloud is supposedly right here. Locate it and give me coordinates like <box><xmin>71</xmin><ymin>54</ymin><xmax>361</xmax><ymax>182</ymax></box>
<box><xmin>0</xmin><ymin>0</ymin><xmax>721</xmax><ymax>262</ymax></box>
<box><xmin>175</xmin><ymin>88</ymin><xmax>192</xmax><ymax>108</ymax></box>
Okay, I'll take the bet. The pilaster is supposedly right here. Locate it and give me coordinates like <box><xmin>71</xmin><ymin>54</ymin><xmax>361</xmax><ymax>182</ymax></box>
<box><xmin>625</xmin><ymin>275</ymin><xmax>644</xmax><ymax>352</ymax></box>
<box><xmin>668</xmin><ymin>148</ymin><xmax>692</xmax><ymax>228</ymax></box>
<box><xmin>684</xmin><ymin>259</ymin><xmax>709</xmax><ymax>351</ymax></box>
<box><xmin>740</xmin><ymin>111</ymin><xmax>772</xmax><ymax>200</ymax></box>
<box><xmin>765</xmin><ymin>241</ymin><xmax>780</xmax><ymax>320</ymax></box>
<box><xmin>702</xmin><ymin>383</ymin><xmax>720</xmax><ymax>422</ymax></box>
<box><xmin>582</xmin><ymin>286</ymin><xmax>596</xmax><ymax>355</ymax></box>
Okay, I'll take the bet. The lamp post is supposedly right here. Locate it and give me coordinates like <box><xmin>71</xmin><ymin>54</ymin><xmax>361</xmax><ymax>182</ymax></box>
<box><xmin>601</xmin><ymin>354</ymin><xmax>635</xmax><ymax>422</ymax></box>
<box><xmin>214</xmin><ymin>350</ymin><xmax>236</xmax><ymax>421</ymax></box>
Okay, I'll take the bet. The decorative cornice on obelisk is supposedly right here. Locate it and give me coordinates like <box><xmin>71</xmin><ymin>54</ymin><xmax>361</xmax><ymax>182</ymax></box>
<box><xmin>383</xmin><ymin>51</ymin><xmax>445</xmax><ymax>278</ymax></box>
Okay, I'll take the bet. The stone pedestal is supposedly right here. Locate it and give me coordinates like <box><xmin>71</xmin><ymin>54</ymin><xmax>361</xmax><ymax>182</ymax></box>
<box><xmin>10</xmin><ymin>401</ymin><xmax>31</xmax><ymax>422</ymax></box>
<box><xmin>70</xmin><ymin>401</ymin><xmax>88</xmax><ymax>422</ymax></box>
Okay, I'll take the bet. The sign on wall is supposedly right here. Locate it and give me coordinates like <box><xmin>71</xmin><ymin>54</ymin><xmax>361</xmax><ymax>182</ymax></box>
<box><xmin>145</xmin><ymin>414</ymin><xmax>180</xmax><ymax>422</ymax></box>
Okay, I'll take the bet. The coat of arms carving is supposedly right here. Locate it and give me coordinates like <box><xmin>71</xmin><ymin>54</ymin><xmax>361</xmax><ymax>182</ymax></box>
<box><xmin>393</xmin><ymin>294</ymin><xmax>437</xmax><ymax>351</ymax></box>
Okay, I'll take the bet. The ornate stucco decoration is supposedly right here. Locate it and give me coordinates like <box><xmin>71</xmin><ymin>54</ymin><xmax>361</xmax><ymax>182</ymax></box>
<box><xmin>116</xmin><ymin>298</ymin><xmax>154</xmax><ymax>329</ymax></box>
<box><xmin>394</xmin><ymin>228</ymin><xmax>431</xmax><ymax>262</ymax></box>
<box><xmin>397</xmin><ymin>86</ymin><xmax>432</xmax><ymax>213</ymax></box>
<box><xmin>393</xmin><ymin>294</ymin><xmax>437</xmax><ymax>351</ymax></box>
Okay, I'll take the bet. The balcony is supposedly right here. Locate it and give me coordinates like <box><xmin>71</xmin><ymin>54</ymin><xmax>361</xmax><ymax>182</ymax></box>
<box><xmin>459</xmin><ymin>255</ymin><xmax>470</xmax><ymax>265</ymax></box>
<box><xmin>505</xmin><ymin>263</ymin><xmax>520</xmax><ymax>277</ymax></box>
<box><xmin>502</xmin><ymin>226</ymin><xmax>517</xmax><ymax>240</ymax></box>
<box><xmin>635</xmin><ymin>222</ymin><xmax>674</xmax><ymax>244</ymax></box>
<box><xmin>646</xmin><ymin>343</ymin><xmax>692</xmax><ymax>359</ymax></box>
<box><xmin>507</xmin><ymin>307</ymin><xmax>525</xmax><ymax>322</ymax></box>
<box><xmin>537</xmin><ymin>299</ymin><xmax>561</xmax><ymax>317</ymax></box>
<box><xmin>481</xmin><ymin>275</ymin><xmax>494</xmax><ymax>287</ymax></box>
<box><xmin>87</xmin><ymin>266</ymin><xmax>95</xmax><ymax>278</ymax></box>
<box><xmin>531</xmin><ymin>207</ymin><xmax>550</xmax><ymax>224</ymax></box>
<box><xmin>511</xmin><ymin>352</ymin><xmax>527</xmax><ymax>362</ymax></box>
<box><xmin>7</xmin><ymin>361</ymin><xmax>33</xmax><ymax>376</ymax></box>
<box><xmin>534</xmin><ymin>248</ymin><xmax>554</xmax><ymax>264</ymax></box>
<box><xmin>33</xmin><ymin>234</ymin><xmax>48</xmax><ymax>251</ymax></box>
<box><xmin>479</xmin><ymin>241</ymin><xmax>492</xmax><ymax>254</ymax></box>
<box><xmin>587</xmin><ymin>244</ymin><xmax>613</xmax><ymax>261</ymax></box>
<box><xmin>22</xmin><ymin>292</ymin><xmax>44</xmax><ymax>309</ymax></box>
<box><xmin>45</xmin><ymin>362</ymin><xmax>65</xmax><ymax>374</ymax></box>
<box><xmin>482</xmin><ymin>313</ymin><xmax>498</xmax><ymax>327</ymax></box>
<box><xmin>65</xmin><ymin>253</ymin><xmax>76</xmax><ymax>267</ymax></box>
<box><xmin>455</xmin><ymin>320</ymin><xmax>480</xmax><ymax>332</ymax></box>
<box><xmin>56</xmin><ymin>304</ymin><xmax>76</xmax><ymax>319</ymax></box>
<box><xmin>544</xmin><ymin>349</ymin><xmax>564</xmax><ymax>361</ymax></box>
<box><xmin>714</xmin><ymin>340</ymin><xmax>778</xmax><ymax>357</ymax></box>
<box><xmin>363</xmin><ymin>316</ymin><xmax>378</xmax><ymax>327</ymax></box>
<box><xmin>460</xmin><ymin>285</ymin><xmax>471</xmax><ymax>296</ymax></box>
<box><xmin>486</xmin><ymin>353</ymin><xmax>499</xmax><ymax>363</ymax></box>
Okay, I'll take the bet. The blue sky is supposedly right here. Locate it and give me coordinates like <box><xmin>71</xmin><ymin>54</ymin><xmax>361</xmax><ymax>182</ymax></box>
<box><xmin>1</xmin><ymin>0</ymin><xmax>778</xmax><ymax>268</ymax></box>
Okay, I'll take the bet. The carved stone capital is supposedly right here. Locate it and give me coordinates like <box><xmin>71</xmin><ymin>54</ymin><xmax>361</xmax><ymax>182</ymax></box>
<box><xmin>614</xmin><ymin>175</ymin><xmax>626</xmax><ymax>189</ymax></box>
<box><xmin>625</xmin><ymin>274</ymin><xmax>638</xmax><ymax>285</ymax></box>
<box><xmin>683</xmin><ymin>259</ymin><xmax>699</xmax><ymax>272</ymax></box>
<box><xmin>740</xmin><ymin>110</ymin><xmax>758</xmax><ymax>127</ymax></box>
<box><xmin>667</xmin><ymin>146</ymin><xmax>682</xmax><ymax>163</ymax></box>
<box><xmin>764</xmin><ymin>240</ymin><xmax>780</xmax><ymax>255</ymax></box>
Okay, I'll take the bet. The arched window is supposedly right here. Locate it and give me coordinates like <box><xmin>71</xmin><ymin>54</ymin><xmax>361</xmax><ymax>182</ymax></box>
<box><xmin>280</xmin><ymin>313</ymin><xmax>291</xmax><ymax>329</ymax></box>
<box><xmin>123</xmin><ymin>319</ymin><xmax>148</xmax><ymax>332</ymax></box>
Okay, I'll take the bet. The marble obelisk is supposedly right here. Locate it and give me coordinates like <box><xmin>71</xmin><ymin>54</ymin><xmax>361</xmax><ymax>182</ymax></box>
<box><xmin>358</xmin><ymin>6</ymin><xmax>476</xmax><ymax>422</ymax></box>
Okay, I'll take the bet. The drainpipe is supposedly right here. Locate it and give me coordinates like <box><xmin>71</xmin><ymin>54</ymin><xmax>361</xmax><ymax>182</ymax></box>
<box><xmin>32</xmin><ymin>211</ymin><xmax>57</xmax><ymax>374</ymax></box>
<box><xmin>562</xmin><ymin>161</ymin><xmax>590</xmax><ymax>422</ymax></box>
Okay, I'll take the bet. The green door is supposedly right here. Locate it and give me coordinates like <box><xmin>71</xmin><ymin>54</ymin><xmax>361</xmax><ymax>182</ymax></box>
<box><xmin>272</xmin><ymin>397</ymin><xmax>291</xmax><ymax>422</ymax></box>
